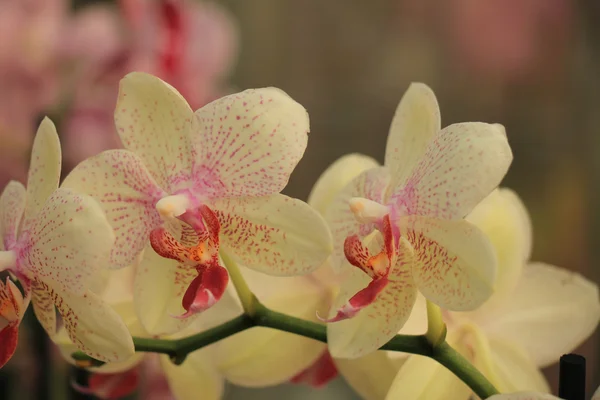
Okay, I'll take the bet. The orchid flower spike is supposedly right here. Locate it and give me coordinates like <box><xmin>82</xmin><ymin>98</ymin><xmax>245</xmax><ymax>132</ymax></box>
<box><xmin>0</xmin><ymin>118</ymin><xmax>134</xmax><ymax>366</ymax></box>
<box><xmin>310</xmin><ymin>83</ymin><xmax>513</xmax><ymax>358</ymax></box>
<box><xmin>63</xmin><ymin>72</ymin><xmax>332</xmax><ymax>335</ymax></box>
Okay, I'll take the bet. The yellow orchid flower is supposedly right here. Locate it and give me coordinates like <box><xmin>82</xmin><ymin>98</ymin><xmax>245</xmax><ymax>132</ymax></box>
<box><xmin>487</xmin><ymin>393</ymin><xmax>564</xmax><ymax>400</ymax></box>
<box><xmin>0</xmin><ymin>118</ymin><xmax>134</xmax><ymax>365</ymax></box>
<box><xmin>62</xmin><ymin>72</ymin><xmax>333</xmax><ymax>336</ymax></box>
<box><xmin>309</xmin><ymin>83</ymin><xmax>513</xmax><ymax>359</ymax></box>
<box><xmin>380</xmin><ymin>189</ymin><xmax>600</xmax><ymax>400</ymax></box>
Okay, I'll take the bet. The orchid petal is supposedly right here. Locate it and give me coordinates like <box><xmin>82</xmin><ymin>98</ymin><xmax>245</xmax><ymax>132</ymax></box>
<box><xmin>465</xmin><ymin>188</ymin><xmax>532</xmax><ymax>304</ymax></box>
<box><xmin>36</xmin><ymin>281</ymin><xmax>134</xmax><ymax>362</ymax></box>
<box><xmin>23</xmin><ymin>117</ymin><xmax>61</xmax><ymax>222</ymax></box>
<box><xmin>76</xmin><ymin>369</ymin><xmax>140</xmax><ymax>400</ymax></box>
<box><xmin>213</xmin><ymin>194</ymin><xmax>332</xmax><ymax>276</ymax></box>
<box><xmin>335</xmin><ymin>351</ymin><xmax>405</xmax><ymax>400</ymax></box>
<box><xmin>384</xmin><ymin>354</ymin><xmax>471</xmax><ymax>400</ymax></box>
<box><xmin>487</xmin><ymin>336</ymin><xmax>550</xmax><ymax>393</ymax></box>
<box><xmin>480</xmin><ymin>263</ymin><xmax>600</xmax><ymax>368</ymax></box>
<box><xmin>384</xmin><ymin>83</ymin><xmax>440</xmax><ymax>191</ymax></box>
<box><xmin>22</xmin><ymin>188</ymin><xmax>115</xmax><ymax>295</ymax></box>
<box><xmin>193</xmin><ymin>87</ymin><xmax>309</xmax><ymax>197</ymax></box>
<box><xmin>290</xmin><ymin>351</ymin><xmax>338</xmax><ymax>388</ymax></box>
<box><xmin>31</xmin><ymin>281</ymin><xmax>57</xmax><ymax>336</ymax></box>
<box><xmin>327</xmin><ymin>238</ymin><xmax>417</xmax><ymax>359</ymax></box>
<box><xmin>62</xmin><ymin>150</ymin><xmax>165</xmax><ymax>268</ymax></box>
<box><xmin>0</xmin><ymin>181</ymin><xmax>26</xmax><ymax>250</ymax></box>
<box><xmin>403</xmin><ymin>216</ymin><xmax>496</xmax><ymax>311</ymax></box>
<box><xmin>487</xmin><ymin>393</ymin><xmax>563</xmax><ymax>400</ymax></box>
<box><xmin>215</xmin><ymin>268</ymin><xmax>327</xmax><ymax>386</ymax></box>
<box><xmin>392</xmin><ymin>122</ymin><xmax>512</xmax><ymax>220</ymax></box>
<box><xmin>115</xmin><ymin>72</ymin><xmax>194</xmax><ymax>190</ymax></box>
<box><xmin>0</xmin><ymin>279</ymin><xmax>25</xmax><ymax>368</ymax></box>
<box><xmin>160</xmin><ymin>351</ymin><xmax>224</xmax><ymax>400</ymax></box>
<box><xmin>0</xmin><ymin>324</ymin><xmax>18</xmax><ymax>369</ymax></box>
<box><xmin>134</xmin><ymin>247</ymin><xmax>199</xmax><ymax>335</ymax></box>
<box><xmin>178</xmin><ymin>264</ymin><xmax>229</xmax><ymax>318</ymax></box>
<box><xmin>307</xmin><ymin>154</ymin><xmax>380</xmax><ymax>215</ymax></box>
<box><xmin>326</xmin><ymin>167</ymin><xmax>390</xmax><ymax>269</ymax></box>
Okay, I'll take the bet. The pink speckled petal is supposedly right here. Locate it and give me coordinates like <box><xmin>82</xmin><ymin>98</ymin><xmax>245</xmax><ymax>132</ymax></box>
<box><xmin>0</xmin><ymin>279</ymin><xmax>25</xmax><ymax>326</ymax></box>
<box><xmin>307</xmin><ymin>153</ymin><xmax>380</xmax><ymax>216</ymax></box>
<box><xmin>31</xmin><ymin>281</ymin><xmax>57</xmax><ymax>336</ymax></box>
<box><xmin>115</xmin><ymin>72</ymin><xmax>195</xmax><ymax>191</ymax></box>
<box><xmin>22</xmin><ymin>188</ymin><xmax>116</xmax><ymax>296</ymax></box>
<box><xmin>402</xmin><ymin>216</ymin><xmax>496</xmax><ymax>311</ymax></box>
<box><xmin>384</xmin><ymin>83</ymin><xmax>440</xmax><ymax>190</ymax></box>
<box><xmin>23</xmin><ymin>118</ymin><xmax>62</xmax><ymax>223</ymax></box>
<box><xmin>327</xmin><ymin>238</ymin><xmax>417</xmax><ymax>359</ymax></box>
<box><xmin>0</xmin><ymin>181</ymin><xmax>26</xmax><ymax>250</ymax></box>
<box><xmin>213</xmin><ymin>194</ymin><xmax>332</xmax><ymax>276</ymax></box>
<box><xmin>62</xmin><ymin>150</ymin><xmax>165</xmax><ymax>268</ymax></box>
<box><xmin>325</xmin><ymin>167</ymin><xmax>390</xmax><ymax>270</ymax></box>
<box><xmin>392</xmin><ymin>122</ymin><xmax>512</xmax><ymax>220</ymax></box>
<box><xmin>44</xmin><ymin>282</ymin><xmax>134</xmax><ymax>363</ymax></box>
<box><xmin>192</xmin><ymin>87</ymin><xmax>309</xmax><ymax>197</ymax></box>
<box><xmin>134</xmin><ymin>246</ymin><xmax>199</xmax><ymax>335</ymax></box>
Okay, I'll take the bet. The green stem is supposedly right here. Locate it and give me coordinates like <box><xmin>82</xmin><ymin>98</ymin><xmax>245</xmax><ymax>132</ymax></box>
<box><xmin>220</xmin><ymin>251</ymin><xmax>257</xmax><ymax>315</ymax></box>
<box><xmin>425</xmin><ymin>300</ymin><xmax>447</xmax><ymax>347</ymax></box>
<box><xmin>434</xmin><ymin>341</ymin><xmax>499</xmax><ymax>398</ymax></box>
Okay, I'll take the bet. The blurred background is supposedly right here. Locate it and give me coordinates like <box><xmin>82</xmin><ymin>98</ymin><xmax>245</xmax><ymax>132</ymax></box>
<box><xmin>0</xmin><ymin>0</ymin><xmax>598</xmax><ymax>398</ymax></box>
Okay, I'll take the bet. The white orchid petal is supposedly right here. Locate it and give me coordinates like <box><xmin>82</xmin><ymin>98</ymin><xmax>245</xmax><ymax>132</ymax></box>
<box><xmin>23</xmin><ymin>117</ymin><xmax>61</xmax><ymax>223</ymax></box>
<box><xmin>403</xmin><ymin>216</ymin><xmax>496</xmax><ymax>311</ymax></box>
<box><xmin>63</xmin><ymin>150</ymin><xmax>165</xmax><ymax>268</ymax></box>
<box><xmin>482</xmin><ymin>263</ymin><xmax>600</xmax><ymax>368</ymax></box>
<box><xmin>31</xmin><ymin>282</ymin><xmax>57</xmax><ymax>336</ymax></box>
<box><xmin>384</xmin><ymin>354</ymin><xmax>471</xmax><ymax>400</ymax></box>
<box><xmin>160</xmin><ymin>351</ymin><xmax>224</xmax><ymax>400</ymax></box>
<box><xmin>308</xmin><ymin>154</ymin><xmax>380</xmax><ymax>215</ymax></box>
<box><xmin>115</xmin><ymin>72</ymin><xmax>195</xmax><ymax>190</ymax></box>
<box><xmin>23</xmin><ymin>188</ymin><xmax>115</xmax><ymax>295</ymax></box>
<box><xmin>385</xmin><ymin>83</ymin><xmax>441</xmax><ymax>190</ymax></box>
<box><xmin>193</xmin><ymin>87</ymin><xmax>309</xmax><ymax>197</ymax></box>
<box><xmin>466</xmin><ymin>188</ymin><xmax>532</xmax><ymax>303</ymax></box>
<box><xmin>0</xmin><ymin>181</ymin><xmax>26</xmax><ymax>250</ymax></box>
<box><xmin>392</xmin><ymin>122</ymin><xmax>512</xmax><ymax>220</ymax></box>
<box><xmin>326</xmin><ymin>167</ymin><xmax>390</xmax><ymax>270</ymax></box>
<box><xmin>214</xmin><ymin>194</ymin><xmax>332</xmax><ymax>276</ymax></box>
<box><xmin>133</xmin><ymin>247</ymin><xmax>199</xmax><ymax>336</ymax></box>
<box><xmin>328</xmin><ymin>238</ymin><xmax>417</xmax><ymax>359</ymax></box>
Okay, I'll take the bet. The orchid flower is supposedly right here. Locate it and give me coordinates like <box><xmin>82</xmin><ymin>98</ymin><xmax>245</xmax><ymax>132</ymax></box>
<box><xmin>0</xmin><ymin>118</ymin><xmax>134</xmax><ymax>366</ymax></box>
<box><xmin>311</xmin><ymin>83</ymin><xmax>512</xmax><ymax>358</ymax></box>
<box><xmin>56</xmin><ymin>261</ymin><xmax>334</xmax><ymax>399</ymax></box>
<box><xmin>380</xmin><ymin>189</ymin><xmax>600</xmax><ymax>400</ymax></box>
<box><xmin>63</xmin><ymin>72</ymin><xmax>332</xmax><ymax>335</ymax></box>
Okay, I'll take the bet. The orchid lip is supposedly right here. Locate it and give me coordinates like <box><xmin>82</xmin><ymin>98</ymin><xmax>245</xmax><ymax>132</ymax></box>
<box><xmin>0</xmin><ymin>251</ymin><xmax>17</xmax><ymax>274</ymax></box>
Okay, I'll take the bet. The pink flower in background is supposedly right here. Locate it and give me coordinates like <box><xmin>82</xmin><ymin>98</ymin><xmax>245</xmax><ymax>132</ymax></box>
<box><xmin>0</xmin><ymin>0</ymin><xmax>66</xmax><ymax>187</ymax></box>
<box><xmin>444</xmin><ymin>0</ymin><xmax>572</xmax><ymax>81</ymax></box>
<box><xmin>62</xmin><ymin>0</ymin><xmax>238</xmax><ymax>167</ymax></box>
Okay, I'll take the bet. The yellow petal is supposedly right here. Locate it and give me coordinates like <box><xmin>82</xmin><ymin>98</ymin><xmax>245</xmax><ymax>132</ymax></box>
<box><xmin>215</xmin><ymin>269</ymin><xmax>328</xmax><ymax>387</ymax></box>
<box><xmin>384</xmin><ymin>83</ymin><xmax>440</xmax><ymax>192</ymax></box>
<box><xmin>479</xmin><ymin>263</ymin><xmax>600</xmax><ymax>368</ymax></box>
<box><xmin>308</xmin><ymin>153</ymin><xmax>380</xmax><ymax>216</ymax></box>
<box><xmin>23</xmin><ymin>117</ymin><xmax>61</xmax><ymax>222</ymax></box>
<box><xmin>335</xmin><ymin>351</ymin><xmax>405</xmax><ymax>400</ymax></box>
<box><xmin>115</xmin><ymin>72</ymin><xmax>194</xmax><ymax>191</ymax></box>
<box><xmin>161</xmin><ymin>351</ymin><xmax>224</xmax><ymax>400</ymax></box>
<box><xmin>0</xmin><ymin>181</ymin><xmax>26</xmax><ymax>250</ymax></box>
<box><xmin>384</xmin><ymin>353</ymin><xmax>471</xmax><ymax>400</ymax></box>
<box><xmin>487</xmin><ymin>392</ymin><xmax>563</xmax><ymax>400</ymax></box>
<box><xmin>466</xmin><ymin>188</ymin><xmax>532</xmax><ymax>304</ymax></box>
